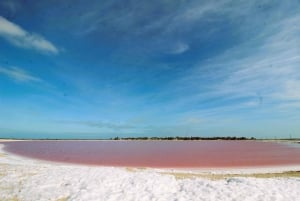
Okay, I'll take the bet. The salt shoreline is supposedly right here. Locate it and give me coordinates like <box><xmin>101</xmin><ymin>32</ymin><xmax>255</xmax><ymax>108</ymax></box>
<box><xmin>1</xmin><ymin>142</ymin><xmax>300</xmax><ymax>201</ymax></box>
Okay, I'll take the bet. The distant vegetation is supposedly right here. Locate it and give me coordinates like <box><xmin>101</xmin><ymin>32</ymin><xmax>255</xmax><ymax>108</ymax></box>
<box><xmin>111</xmin><ymin>136</ymin><xmax>256</xmax><ymax>140</ymax></box>
<box><xmin>1</xmin><ymin>137</ymin><xmax>300</xmax><ymax>141</ymax></box>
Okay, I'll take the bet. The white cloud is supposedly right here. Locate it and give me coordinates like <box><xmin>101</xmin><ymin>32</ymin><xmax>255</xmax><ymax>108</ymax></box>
<box><xmin>0</xmin><ymin>66</ymin><xmax>42</xmax><ymax>82</ymax></box>
<box><xmin>168</xmin><ymin>42</ymin><xmax>189</xmax><ymax>54</ymax></box>
<box><xmin>276</xmin><ymin>80</ymin><xmax>300</xmax><ymax>101</ymax></box>
<box><xmin>184</xmin><ymin>117</ymin><xmax>204</xmax><ymax>125</ymax></box>
<box><xmin>205</xmin><ymin>17</ymin><xmax>300</xmax><ymax>111</ymax></box>
<box><xmin>216</xmin><ymin>15</ymin><xmax>300</xmax><ymax>100</ymax></box>
<box><xmin>0</xmin><ymin>16</ymin><xmax>59</xmax><ymax>54</ymax></box>
<box><xmin>156</xmin><ymin>3</ymin><xmax>300</xmax><ymax>118</ymax></box>
<box><xmin>58</xmin><ymin>120</ymin><xmax>136</xmax><ymax>131</ymax></box>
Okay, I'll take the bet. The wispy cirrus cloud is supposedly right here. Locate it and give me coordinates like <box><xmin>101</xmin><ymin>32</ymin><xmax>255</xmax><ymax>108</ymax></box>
<box><xmin>136</xmin><ymin>1</ymin><xmax>300</xmax><ymax>125</ymax></box>
<box><xmin>0</xmin><ymin>66</ymin><xmax>42</xmax><ymax>83</ymax></box>
<box><xmin>58</xmin><ymin>120</ymin><xmax>136</xmax><ymax>131</ymax></box>
<box><xmin>178</xmin><ymin>13</ymin><xmax>300</xmax><ymax>113</ymax></box>
<box><xmin>214</xmin><ymin>16</ymin><xmax>300</xmax><ymax>104</ymax></box>
<box><xmin>0</xmin><ymin>16</ymin><xmax>59</xmax><ymax>54</ymax></box>
<box><xmin>168</xmin><ymin>42</ymin><xmax>189</xmax><ymax>54</ymax></box>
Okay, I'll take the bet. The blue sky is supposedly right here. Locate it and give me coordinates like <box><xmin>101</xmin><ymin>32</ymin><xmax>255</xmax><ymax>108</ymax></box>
<box><xmin>0</xmin><ymin>0</ymin><xmax>300</xmax><ymax>139</ymax></box>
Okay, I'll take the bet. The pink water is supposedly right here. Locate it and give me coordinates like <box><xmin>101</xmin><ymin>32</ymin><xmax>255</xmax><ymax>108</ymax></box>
<box><xmin>2</xmin><ymin>140</ymin><xmax>300</xmax><ymax>168</ymax></box>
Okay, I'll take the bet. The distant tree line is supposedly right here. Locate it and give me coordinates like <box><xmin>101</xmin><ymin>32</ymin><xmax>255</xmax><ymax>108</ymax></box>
<box><xmin>111</xmin><ymin>136</ymin><xmax>256</xmax><ymax>140</ymax></box>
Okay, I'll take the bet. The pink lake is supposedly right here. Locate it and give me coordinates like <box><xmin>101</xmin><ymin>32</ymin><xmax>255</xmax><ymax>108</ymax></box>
<box><xmin>2</xmin><ymin>140</ymin><xmax>300</xmax><ymax>168</ymax></box>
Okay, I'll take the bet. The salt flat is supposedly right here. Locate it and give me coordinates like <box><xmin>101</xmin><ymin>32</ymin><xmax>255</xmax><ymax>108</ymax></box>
<box><xmin>0</xmin><ymin>143</ymin><xmax>300</xmax><ymax>201</ymax></box>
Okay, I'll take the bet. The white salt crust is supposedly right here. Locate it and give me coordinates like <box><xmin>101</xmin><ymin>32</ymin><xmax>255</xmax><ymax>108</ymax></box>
<box><xmin>0</xmin><ymin>143</ymin><xmax>300</xmax><ymax>201</ymax></box>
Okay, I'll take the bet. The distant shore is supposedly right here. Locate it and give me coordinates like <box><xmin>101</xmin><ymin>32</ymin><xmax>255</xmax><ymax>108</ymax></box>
<box><xmin>0</xmin><ymin>137</ymin><xmax>299</xmax><ymax>143</ymax></box>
